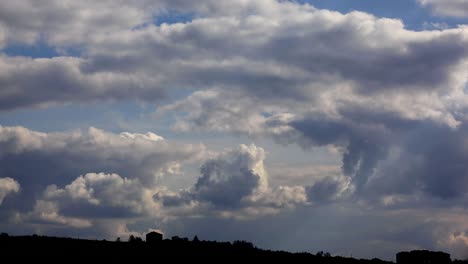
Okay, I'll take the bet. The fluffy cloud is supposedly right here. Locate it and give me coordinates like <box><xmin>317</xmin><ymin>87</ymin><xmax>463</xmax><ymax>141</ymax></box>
<box><xmin>0</xmin><ymin>177</ymin><xmax>19</xmax><ymax>205</ymax></box>
<box><xmin>155</xmin><ymin>144</ymin><xmax>309</xmax><ymax>219</ymax></box>
<box><xmin>0</xmin><ymin>125</ymin><xmax>203</xmax><ymax>221</ymax></box>
<box><xmin>155</xmin><ymin>89</ymin><xmax>296</xmax><ymax>137</ymax></box>
<box><xmin>0</xmin><ymin>125</ymin><xmax>202</xmax><ymax>185</ymax></box>
<box><xmin>194</xmin><ymin>144</ymin><xmax>268</xmax><ymax>208</ymax></box>
<box><xmin>419</xmin><ymin>0</ymin><xmax>468</xmax><ymax>18</ymax></box>
<box><xmin>18</xmin><ymin>172</ymin><xmax>164</xmax><ymax>230</ymax></box>
<box><xmin>42</xmin><ymin>173</ymin><xmax>158</xmax><ymax>218</ymax></box>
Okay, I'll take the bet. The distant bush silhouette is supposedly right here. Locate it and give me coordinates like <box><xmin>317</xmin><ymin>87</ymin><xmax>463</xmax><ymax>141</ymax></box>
<box><xmin>233</xmin><ymin>240</ymin><xmax>254</xmax><ymax>250</ymax></box>
<box><xmin>317</xmin><ymin>251</ymin><xmax>332</xmax><ymax>258</ymax></box>
<box><xmin>171</xmin><ymin>236</ymin><xmax>189</xmax><ymax>242</ymax></box>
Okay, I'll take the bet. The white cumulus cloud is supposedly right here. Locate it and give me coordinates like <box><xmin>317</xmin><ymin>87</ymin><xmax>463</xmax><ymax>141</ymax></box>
<box><xmin>0</xmin><ymin>177</ymin><xmax>19</xmax><ymax>205</ymax></box>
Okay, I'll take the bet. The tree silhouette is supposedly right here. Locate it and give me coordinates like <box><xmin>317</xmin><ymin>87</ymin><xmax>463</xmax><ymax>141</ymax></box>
<box><xmin>128</xmin><ymin>235</ymin><xmax>142</xmax><ymax>243</ymax></box>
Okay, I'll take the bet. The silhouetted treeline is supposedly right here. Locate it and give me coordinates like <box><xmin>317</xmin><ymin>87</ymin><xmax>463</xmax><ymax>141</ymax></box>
<box><xmin>0</xmin><ymin>232</ymin><xmax>466</xmax><ymax>263</ymax></box>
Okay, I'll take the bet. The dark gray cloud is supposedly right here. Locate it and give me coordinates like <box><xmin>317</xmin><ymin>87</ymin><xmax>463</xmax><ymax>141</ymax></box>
<box><xmin>290</xmin><ymin>115</ymin><xmax>390</xmax><ymax>189</ymax></box>
<box><xmin>306</xmin><ymin>175</ymin><xmax>354</xmax><ymax>203</ymax></box>
<box><xmin>0</xmin><ymin>56</ymin><xmax>167</xmax><ymax>110</ymax></box>
<box><xmin>195</xmin><ymin>163</ymin><xmax>261</xmax><ymax>208</ymax></box>
<box><xmin>293</xmin><ymin>113</ymin><xmax>468</xmax><ymax>202</ymax></box>
<box><xmin>379</xmin><ymin>124</ymin><xmax>468</xmax><ymax>199</ymax></box>
<box><xmin>158</xmin><ymin>144</ymin><xmax>270</xmax><ymax>210</ymax></box>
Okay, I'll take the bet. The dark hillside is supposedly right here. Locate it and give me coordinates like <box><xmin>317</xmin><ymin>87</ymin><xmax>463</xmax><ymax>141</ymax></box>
<box><xmin>0</xmin><ymin>233</ymin><xmax>390</xmax><ymax>262</ymax></box>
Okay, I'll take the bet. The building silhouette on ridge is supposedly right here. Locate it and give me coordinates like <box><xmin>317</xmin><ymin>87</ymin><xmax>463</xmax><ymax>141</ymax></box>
<box><xmin>146</xmin><ymin>231</ymin><xmax>163</xmax><ymax>243</ymax></box>
<box><xmin>396</xmin><ymin>250</ymin><xmax>451</xmax><ymax>264</ymax></box>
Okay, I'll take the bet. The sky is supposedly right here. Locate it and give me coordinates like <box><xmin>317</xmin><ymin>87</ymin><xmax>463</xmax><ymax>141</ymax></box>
<box><xmin>0</xmin><ymin>0</ymin><xmax>468</xmax><ymax>260</ymax></box>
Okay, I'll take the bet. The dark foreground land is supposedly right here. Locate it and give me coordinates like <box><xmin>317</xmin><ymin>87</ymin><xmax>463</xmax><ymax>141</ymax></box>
<box><xmin>0</xmin><ymin>233</ymin><xmax>467</xmax><ymax>263</ymax></box>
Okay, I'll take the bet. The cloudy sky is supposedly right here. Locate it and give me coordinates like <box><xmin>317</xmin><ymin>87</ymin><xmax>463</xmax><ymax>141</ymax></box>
<box><xmin>0</xmin><ymin>0</ymin><xmax>468</xmax><ymax>260</ymax></box>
